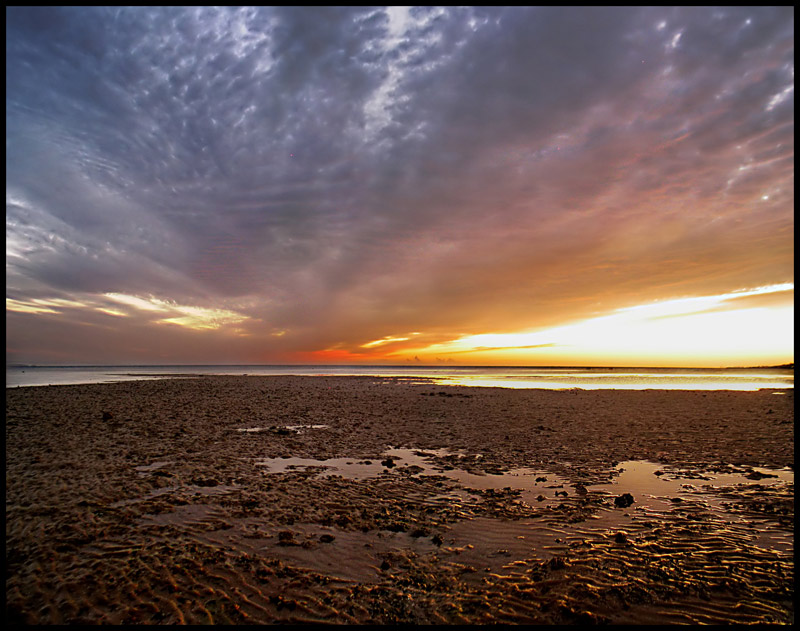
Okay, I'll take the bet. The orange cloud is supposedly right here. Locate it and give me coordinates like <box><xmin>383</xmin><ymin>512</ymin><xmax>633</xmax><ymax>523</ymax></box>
<box><xmin>298</xmin><ymin>348</ymin><xmax>376</xmax><ymax>363</ymax></box>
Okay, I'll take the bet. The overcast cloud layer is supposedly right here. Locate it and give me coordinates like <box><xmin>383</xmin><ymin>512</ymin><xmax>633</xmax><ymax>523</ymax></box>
<box><xmin>6</xmin><ymin>6</ymin><xmax>794</xmax><ymax>364</ymax></box>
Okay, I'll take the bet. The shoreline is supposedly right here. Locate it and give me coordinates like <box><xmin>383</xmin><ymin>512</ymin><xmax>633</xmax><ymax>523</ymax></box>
<box><xmin>6</xmin><ymin>376</ymin><xmax>794</xmax><ymax>624</ymax></box>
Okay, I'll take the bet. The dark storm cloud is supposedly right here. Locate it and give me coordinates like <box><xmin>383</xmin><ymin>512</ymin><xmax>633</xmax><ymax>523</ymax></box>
<box><xmin>6</xmin><ymin>6</ymin><xmax>794</xmax><ymax>362</ymax></box>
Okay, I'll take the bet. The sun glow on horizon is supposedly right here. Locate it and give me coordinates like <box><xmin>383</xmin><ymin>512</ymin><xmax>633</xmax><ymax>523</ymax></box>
<box><xmin>391</xmin><ymin>284</ymin><xmax>794</xmax><ymax>367</ymax></box>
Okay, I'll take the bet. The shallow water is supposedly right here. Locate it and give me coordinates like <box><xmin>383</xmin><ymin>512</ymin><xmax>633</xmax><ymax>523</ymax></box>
<box><xmin>6</xmin><ymin>364</ymin><xmax>793</xmax><ymax>390</ymax></box>
<box><xmin>255</xmin><ymin>445</ymin><xmax>793</xmax><ymax>555</ymax></box>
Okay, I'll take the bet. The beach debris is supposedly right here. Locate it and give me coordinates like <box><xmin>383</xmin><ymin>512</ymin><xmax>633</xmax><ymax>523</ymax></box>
<box><xmin>101</xmin><ymin>411</ymin><xmax>113</xmax><ymax>421</ymax></box>
<box><xmin>431</xmin><ymin>533</ymin><xmax>443</xmax><ymax>546</ymax></box>
<box><xmin>614</xmin><ymin>493</ymin><xmax>635</xmax><ymax>508</ymax></box>
<box><xmin>574</xmin><ymin>484</ymin><xmax>588</xmax><ymax>495</ymax></box>
<box><xmin>381</xmin><ymin>457</ymin><xmax>396</xmax><ymax>468</ymax></box>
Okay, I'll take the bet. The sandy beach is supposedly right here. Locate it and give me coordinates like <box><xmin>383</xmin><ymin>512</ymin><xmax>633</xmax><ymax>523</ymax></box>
<box><xmin>5</xmin><ymin>376</ymin><xmax>794</xmax><ymax>624</ymax></box>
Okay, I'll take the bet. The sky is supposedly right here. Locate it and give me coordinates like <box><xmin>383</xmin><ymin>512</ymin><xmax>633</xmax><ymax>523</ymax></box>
<box><xmin>6</xmin><ymin>6</ymin><xmax>794</xmax><ymax>367</ymax></box>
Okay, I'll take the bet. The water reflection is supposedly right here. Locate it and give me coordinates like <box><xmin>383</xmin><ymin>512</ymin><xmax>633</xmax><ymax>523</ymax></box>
<box><xmin>255</xmin><ymin>448</ymin><xmax>793</xmax><ymax>554</ymax></box>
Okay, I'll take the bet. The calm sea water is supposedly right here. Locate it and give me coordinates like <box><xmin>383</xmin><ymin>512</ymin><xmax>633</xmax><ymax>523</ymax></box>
<box><xmin>5</xmin><ymin>364</ymin><xmax>794</xmax><ymax>391</ymax></box>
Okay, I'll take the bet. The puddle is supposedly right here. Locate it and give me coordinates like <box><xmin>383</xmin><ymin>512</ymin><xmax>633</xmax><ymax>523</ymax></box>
<box><xmin>255</xmin><ymin>450</ymin><xmax>791</xmax><ymax>505</ymax></box>
<box><xmin>255</xmin><ymin>447</ymin><xmax>571</xmax><ymax>492</ymax></box>
<box><xmin>256</xmin><ymin>449</ymin><xmax>792</xmax><ymax>554</ymax></box>
<box><xmin>590</xmin><ymin>460</ymin><xmax>793</xmax><ymax>512</ymax></box>
<box><xmin>256</xmin><ymin>447</ymin><xmax>450</xmax><ymax>480</ymax></box>
<box><xmin>234</xmin><ymin>424</ymin><xmax>329</xmax><ymax>434</ymax></box>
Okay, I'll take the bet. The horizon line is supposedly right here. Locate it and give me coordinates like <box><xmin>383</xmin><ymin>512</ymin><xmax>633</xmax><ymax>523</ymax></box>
<box><xmin>7</xmin><ymin>362</ymin><xmax>794</xmax><ymax>370</ymax></box>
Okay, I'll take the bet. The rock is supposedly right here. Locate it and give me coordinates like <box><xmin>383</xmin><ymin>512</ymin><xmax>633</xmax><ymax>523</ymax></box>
<box><xmin>381</xmin><ymin>457</ymin><xmax>396</xmax><ymax>468</ymax></box>
<box><xmin>319</xmin><ymin>534</ymin><xmax>335</xmax><ymax>543</ymax></box>
<box><xmin>745</xmin><ymin>470</ymin><xmax>778</xmax><ymax>480</ymax></box>
<box><xmin>614</xmin><ymin>531</ymin><xmax>629</xmax><ymax>544</ymax></box>
<box><xmin>614</xmin><ymin>493</ymin><xmax>635</xmax><ymax>508</ymax></box>
<box><xmin>102</xmin><ymin>411</ymin><xmax>113</xmax><ymax>421</ymax></box>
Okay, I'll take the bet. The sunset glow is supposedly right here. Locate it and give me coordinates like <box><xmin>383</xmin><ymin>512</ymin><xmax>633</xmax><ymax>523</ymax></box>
<box><xmin>399</xmin><ymin>285</ymin><xmax>793</xmax><ymax>367</ymax></box>
<box><xmin>6</xmin><ymin>7</ymin><xmax>793</xmax><ymax>367</ymax></box>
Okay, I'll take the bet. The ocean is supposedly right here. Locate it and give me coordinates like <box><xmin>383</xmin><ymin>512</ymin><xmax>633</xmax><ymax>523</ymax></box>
<box><xmin>5</xmin><ymin>364</ymin><xmax>794</xmax><ymax>391</ymax></box>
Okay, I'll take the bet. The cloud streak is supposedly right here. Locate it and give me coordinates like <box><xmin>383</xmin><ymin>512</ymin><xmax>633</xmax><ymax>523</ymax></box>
<box><xmin>6</xmin><ymin>6</ymin><xmax>794</xmax><ymax>365</ymax></box>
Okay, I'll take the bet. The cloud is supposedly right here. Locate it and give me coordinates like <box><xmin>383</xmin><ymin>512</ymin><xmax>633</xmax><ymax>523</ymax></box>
<box><xmin>6</xmin><ymin>6</ymin><xmax>794</xmax><ymax>364</ymax></box>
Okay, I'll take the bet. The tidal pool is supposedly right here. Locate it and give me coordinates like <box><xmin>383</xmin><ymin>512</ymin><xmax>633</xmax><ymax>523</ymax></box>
<box><xmin>255</xmin><ymin>447</ymin><xmax>792</xmax><ymax>554</ymax></box>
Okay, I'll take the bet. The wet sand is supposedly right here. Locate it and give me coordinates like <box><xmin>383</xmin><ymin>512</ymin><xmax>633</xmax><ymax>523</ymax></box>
<box><xmin>6</xmin><ymin>376</ymin><xmax>794</xmax><ymax>624</ymax></box>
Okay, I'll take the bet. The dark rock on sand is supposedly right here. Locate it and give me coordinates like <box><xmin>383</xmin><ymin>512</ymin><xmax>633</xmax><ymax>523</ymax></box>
<box><xmin>614</xmin><ymin>493</ymin><xmax>635</xmax><ymax>508</ymax></box>
<box><xmin>745</xmin><ymin>470</ymin><xmax>778</xmax><ymax>480</ymax></box>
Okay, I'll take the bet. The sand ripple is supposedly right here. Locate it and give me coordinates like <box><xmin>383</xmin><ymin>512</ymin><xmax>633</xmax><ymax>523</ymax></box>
<box><xmin>6</xmin><ymin>376</ymin><xmax>793</xmax><ymax>624</ymax></box>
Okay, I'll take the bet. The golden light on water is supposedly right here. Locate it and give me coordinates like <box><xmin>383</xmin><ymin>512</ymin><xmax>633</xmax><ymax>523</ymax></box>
<box><xmin>396</xmin><ymin>284</ymin><xmax>794</xmax><ymax>367</ymax></box>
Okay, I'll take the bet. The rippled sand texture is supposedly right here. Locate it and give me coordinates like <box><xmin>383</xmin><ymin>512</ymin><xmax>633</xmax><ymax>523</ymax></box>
<box><xmin>5</xmin><ymin>376</ymin><xmax>794</xmax><ymax>624</ymax></box>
